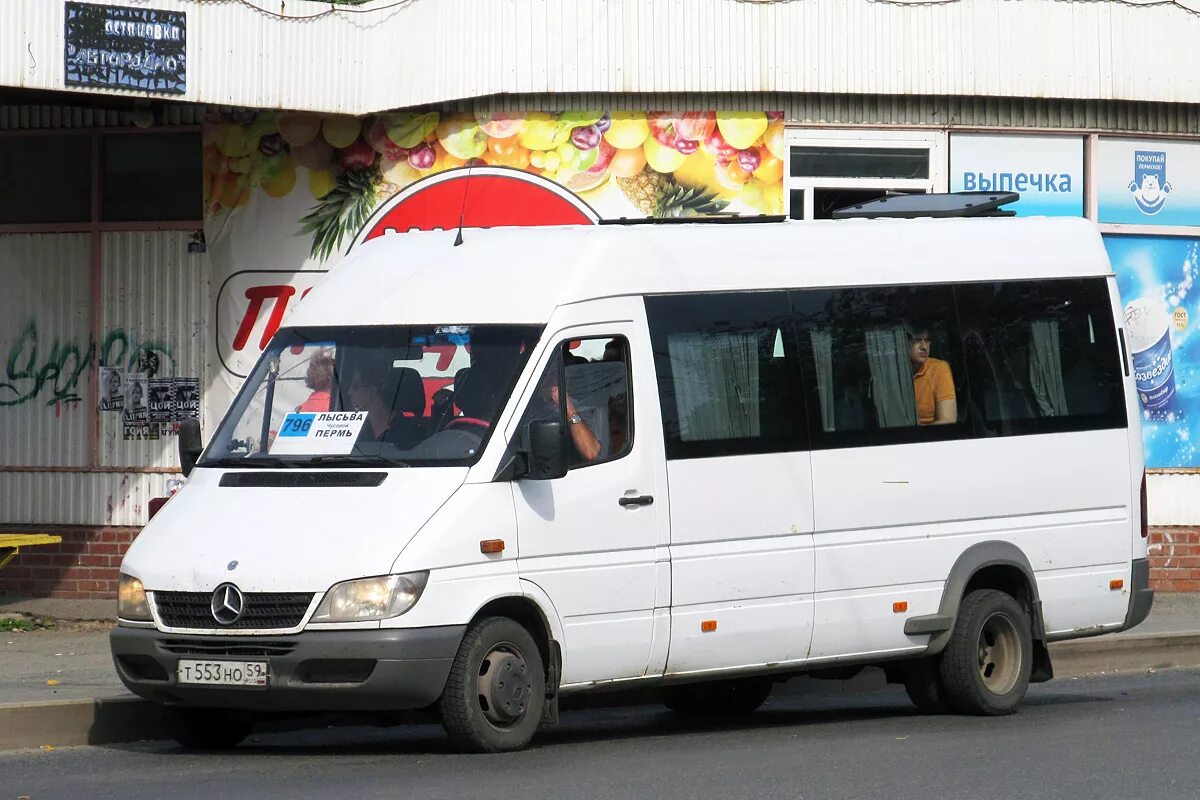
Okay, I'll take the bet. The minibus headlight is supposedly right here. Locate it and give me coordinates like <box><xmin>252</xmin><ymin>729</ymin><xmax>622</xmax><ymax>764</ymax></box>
<box><xmin>118</xmin><ymin>573</ymin><xmax>151</xmax><ymax>621</ymax></box>
<box><xmin>312</xmin><ymin>572</ymin><xmax>429</xmax><ymax>622</ymax></box>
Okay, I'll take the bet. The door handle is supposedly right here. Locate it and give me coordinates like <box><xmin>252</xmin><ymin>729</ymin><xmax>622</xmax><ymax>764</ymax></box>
<box><xmin>618</xmin><ymin>495</ymin><xmax>654</xmax><ymax>507</ymax></box>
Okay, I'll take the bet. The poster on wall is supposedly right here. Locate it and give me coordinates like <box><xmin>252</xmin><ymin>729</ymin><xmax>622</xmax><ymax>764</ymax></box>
<box><xmin>1098</xmin><ymin>138</ymin><xmax>1200</xmax><ymax>227</ymax></box>
<box><xmin>98</xmin><ymin>366</ymin><xmax>124</xmax><ymax>411</ymax></box>
<box><xmin>1106</xmin><ymin>235</ymin><xmax>1199</xmax><ymax>468</ymax></box>
<box><xmin>949</xmin><ymin>134</ymin><xmax>1083</xmax><ymax>217</ymax></box>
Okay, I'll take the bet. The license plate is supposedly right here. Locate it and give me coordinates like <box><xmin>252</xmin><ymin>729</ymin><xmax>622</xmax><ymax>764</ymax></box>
<box><xmin>177</xmin><ymin>659</ymin><xmax>268</xmax><ymax>688</ymax></box>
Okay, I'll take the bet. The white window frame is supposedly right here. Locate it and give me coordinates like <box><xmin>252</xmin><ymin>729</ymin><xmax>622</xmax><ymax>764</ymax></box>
<box><xmin>784</xmin><ymin>129</ymin><xmax>948</xmax><ymax>220</ymax></box>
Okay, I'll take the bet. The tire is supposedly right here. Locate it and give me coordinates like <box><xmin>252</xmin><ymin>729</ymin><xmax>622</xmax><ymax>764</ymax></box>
<box><xmin>662</xmin><ymin>678</ymin><xmax>772</xmax><ymax>716</ymax></box>
<box><xmin>902</xmin><ymin>657</ymin><xmax>949</xmax><ymax>714</ymax></box>
<box><xmin>939</xmin><ymin>589</ymin><xmax>1033</xmax><ymax>716</ymax></box>
<box><xmin>439</xmin><ymin>616</ymin><xmax>546</xmax><ymax>753</ymax></box>
<box><xmin>168</xmin><ymin>707</ymin><xmax>254</xmax><ymax>750</ymax></box>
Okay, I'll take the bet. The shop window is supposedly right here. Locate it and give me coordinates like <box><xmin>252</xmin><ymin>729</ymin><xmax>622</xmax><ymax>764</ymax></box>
<box><xmin>788</xmin><ymin>189</ymin><xmax>805</xmax><ymax>220</ymax></box>
<box><xmin>0</xmin><ymin>135</ymin><xmax>91</xmax><ymax>224</ymax></box>
<box><xmin>102</xmin><ymin>132</ymin><xmax>202</xmax><ymax>222</ymax></box>
<box><xmin>790</xmin><ymin>146</ymin><xmax>929</xmax><ymax>180</ymax></box>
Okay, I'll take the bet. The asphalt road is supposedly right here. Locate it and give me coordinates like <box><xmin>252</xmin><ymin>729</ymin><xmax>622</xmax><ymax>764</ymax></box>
<box><xmin>3</xmin><ymin>669</ymin><xmax>1198</xmax><ymax>800</ymax></box>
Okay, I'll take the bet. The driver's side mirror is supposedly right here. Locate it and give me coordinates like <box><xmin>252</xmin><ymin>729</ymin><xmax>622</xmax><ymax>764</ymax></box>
<box><xmin>526</xmin><ymin>419</ymin><xmax>569</xmax><ymax>481</ymax></box>
<box><xmin>178</xmin><ymin>419</ymin><xmax>203</xmax><ymax>477</ymax></box>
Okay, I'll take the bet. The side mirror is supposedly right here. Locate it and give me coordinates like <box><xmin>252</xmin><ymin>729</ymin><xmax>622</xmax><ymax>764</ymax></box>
<box><xmin>526</xmin><ymin>419</ymin><xmax>568</xmax><ymax>480</ymax></box>
<box><xmin>178</xmin><ymin>419</ymin><xmax>203</xmax><ymax>477</ymax></box>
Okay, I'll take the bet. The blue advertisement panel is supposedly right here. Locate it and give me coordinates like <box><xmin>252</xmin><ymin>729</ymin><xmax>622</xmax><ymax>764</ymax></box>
<box><xmin>1098</xmin><ymin>138</ymin><xmax>1200</xmax><ymax>227</ymax></box>
<box><xmin>1105</xmin><ymin>235</ymin><xmax>1199</xmax><ymax>468</ymax></box>
<box><xmin>949</xmin><ymin>134</ymin><xmax>1083</xmax><ymax>217</ymax></box>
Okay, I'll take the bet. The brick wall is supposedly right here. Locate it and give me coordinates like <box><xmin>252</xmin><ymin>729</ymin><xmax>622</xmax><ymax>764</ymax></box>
<box><xmin>1149</xmin><ymin>527</ymin><xmax>1200</xmax><ymax>593</ymax></box>
<box><xmin>1</xmin><ymin>524</ymin><xmax>1197</xmax><ymax>601</ymax></box>
<box><xmin>0</xmin><ymin>525</ymin><xmax>137</xmax><ymax>599</ymax></box>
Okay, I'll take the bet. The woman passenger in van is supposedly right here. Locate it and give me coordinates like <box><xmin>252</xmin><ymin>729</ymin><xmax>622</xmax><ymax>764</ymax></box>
<box><xmin>907</xmin><ymin>322</ymin><xmax>958</xmax><ymax>425</ymax></box>
<box><xmin>349</xmin><ymin>356</ymin><xmax>402</xmax><ymax>443</ymax></box>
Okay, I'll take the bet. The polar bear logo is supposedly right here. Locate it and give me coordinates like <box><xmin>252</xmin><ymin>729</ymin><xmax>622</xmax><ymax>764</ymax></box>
<box><xmin>1129</xmin><ymin>150</ymin><xmax>1171</xmax><ymax>215</ymax></box>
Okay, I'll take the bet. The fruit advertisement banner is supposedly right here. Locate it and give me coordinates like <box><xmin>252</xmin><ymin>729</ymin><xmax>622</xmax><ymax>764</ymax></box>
<box><xmin>1106</xmin><ymin>234</ymin><xmax>1200</xmax><ymax>468</ymax></box>
<box><xmin>203</xmin><ymin>109</ymin><xmax>786</xmax><ymax>261</ymax></box>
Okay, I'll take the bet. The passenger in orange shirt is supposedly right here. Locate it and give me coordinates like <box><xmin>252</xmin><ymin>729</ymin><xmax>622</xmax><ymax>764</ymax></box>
<box><xmin>907</xmin><ymin>324</ymin><xmax>957</xmax><ymax>425</ymax></box>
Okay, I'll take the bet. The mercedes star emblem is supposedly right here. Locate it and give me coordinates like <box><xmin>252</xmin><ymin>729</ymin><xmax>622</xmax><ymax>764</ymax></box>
<box><xmin>210</xmin><ymin>583</ymin><xmax>245</xmax><ymax>625</ymax></box>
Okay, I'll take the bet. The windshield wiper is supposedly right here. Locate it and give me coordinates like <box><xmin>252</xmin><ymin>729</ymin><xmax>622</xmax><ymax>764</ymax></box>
<box><xmin>208</xmin><ymin>455</ymin><xmax>298</xmax><ymax>469</ymax></box>
<box><xmin>299</xmin><ymin>455</ymin><xmax>411</xmax><ymax>468</ymax></box>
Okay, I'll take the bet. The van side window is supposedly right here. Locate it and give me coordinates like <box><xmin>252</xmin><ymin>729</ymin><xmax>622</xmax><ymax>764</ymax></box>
<box><xmin>645</xmin><ymin>292</ymin><xmax>805</xmax><ymax>460</ymax></box>
<box><xmin>954</xmin><ymin>278</ymin><xmax>1127</xmax><ymax>436</ymax></box>
<box><xmin>515</xmin><ymin>336</ymin><xmax>633</xmax><ymax>468</ymax></box>
<box><xmin>792</xmin><ymin>284</ymin><xmax>967</xmax><ymax>449</ymax></box>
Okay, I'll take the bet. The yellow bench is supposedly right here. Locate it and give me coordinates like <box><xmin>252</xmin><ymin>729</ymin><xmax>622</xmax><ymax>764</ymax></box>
<box><xmin>0</xmin><ymin>534</ymin><xmax>63</xmax><ymax>571</ymax></box>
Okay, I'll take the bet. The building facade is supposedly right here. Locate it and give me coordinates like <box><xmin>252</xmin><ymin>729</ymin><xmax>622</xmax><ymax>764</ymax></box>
<box><xmin>3</xmin><ymin>0</ymin><xmax>1200</xmax><ymax>598</ymax></box>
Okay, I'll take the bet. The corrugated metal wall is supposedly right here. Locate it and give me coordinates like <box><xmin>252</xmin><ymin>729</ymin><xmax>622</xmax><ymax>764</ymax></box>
<box><xmin>99</xmin><ymin>232</ymin><xmax>208</xmax><ymax>470</ymax></box>
<box><xmin>8</xmin><ymin>0</ymin><xmax>1200</xmax><ymax>114</ymax></box>
<box><xmin>0</xmin><ymin>234</ymin><xmax>91</xmax><ymax>468</ymax></box>
<box><xmin>0</xmin><ymin>231</ymin><xmax>209</xmax><ymax>527</ymax></box>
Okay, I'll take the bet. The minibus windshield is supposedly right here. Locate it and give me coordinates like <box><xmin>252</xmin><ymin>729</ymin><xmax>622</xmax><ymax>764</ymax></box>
<box><xmin>199</xmin><ymin>324</ymin><xmax>543</xmax><ymax>468</ymax></box>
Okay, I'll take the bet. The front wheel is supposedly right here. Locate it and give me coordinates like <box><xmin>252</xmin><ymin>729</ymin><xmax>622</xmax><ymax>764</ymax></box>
<box><xmin>439</xmin><ymin>616</ymin><xmax>546</xmax><ymax>753</ymax></box>
<box><xmin>167</xmin><ymin>707</ymin><xmax>255</xmax><ymax>750</ymax></box>
<box><xmin>939</xmin><ymin>589</ymin><xmax>1033</xmax><ymax>715</ymax></box>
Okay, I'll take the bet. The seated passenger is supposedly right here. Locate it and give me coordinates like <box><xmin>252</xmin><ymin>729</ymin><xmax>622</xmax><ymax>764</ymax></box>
<box><xmin>907</xmin><ymin>322</ymin><xmax>957</xmax><ymax>426</ymax></box>
<box><xmin>349</xmin><ymin>356</ymin><xmax>402</xmax><ymax>443</ymax></box>
<box><xmin>297</xmin><ymin>350</ymin><xmax>335</xmax><ymax>412</ymax></box>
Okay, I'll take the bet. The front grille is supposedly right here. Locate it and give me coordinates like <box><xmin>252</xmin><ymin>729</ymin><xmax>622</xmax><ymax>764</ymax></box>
<box><xmin>154</xmin><ymin>592</ymin><xmax>313</xmax><ymax>630</ymax></box>
<box><xmin>160</xmin><ymin>638</ymin><xmax>298</xmax><ymax>657</ymax></box>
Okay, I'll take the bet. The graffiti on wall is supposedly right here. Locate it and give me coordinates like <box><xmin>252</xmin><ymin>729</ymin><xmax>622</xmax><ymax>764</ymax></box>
<box><xmin>0</xmin><ymin>321</ymin><xmax>174</xmax><ymax>407</ymax></box>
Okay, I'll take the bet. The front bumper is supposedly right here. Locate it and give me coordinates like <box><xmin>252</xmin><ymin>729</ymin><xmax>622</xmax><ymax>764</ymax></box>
<box><xmin>110</xmin><ymin>625</ymin><xmax>464</xmax><ymax>712</ymax></box>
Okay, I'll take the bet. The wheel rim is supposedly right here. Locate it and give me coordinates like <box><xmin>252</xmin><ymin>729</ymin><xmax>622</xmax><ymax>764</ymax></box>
<box><xmin>977</xmin><ymin>611</ymin><xmax>1021</xmax><ymax>695</ymax></box>
<box><xmin>476</xmin><ymin>641</ymin><xmax>532</xmax><ymax>728</ymax></box>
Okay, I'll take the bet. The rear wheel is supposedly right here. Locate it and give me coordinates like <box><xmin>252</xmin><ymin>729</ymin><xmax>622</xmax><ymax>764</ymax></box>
<box><xmin>168</xmin><ymin>707</ymin><xmax>254</xmax><ymax>750</ymax></box>
<box><xmin>662</xmin><ymin>678</ymin><xmax>772</xmax><ymax>716</ymax></box>
<box><xmin>939</xmin><ymin>589</ymin><xmax>1033</xmax><ymax>715</ymax></box>
<box><xmin>439</xmin><ymin>616</ymin><xmax>546</xmax><ymax>753</ymax></box>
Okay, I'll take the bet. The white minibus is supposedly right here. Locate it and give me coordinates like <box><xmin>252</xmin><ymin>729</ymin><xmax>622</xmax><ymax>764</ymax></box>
<box><xmin>112</xmin><ymin>211</ymin><xmax>1153</xmax><ymax>752</ymax></box>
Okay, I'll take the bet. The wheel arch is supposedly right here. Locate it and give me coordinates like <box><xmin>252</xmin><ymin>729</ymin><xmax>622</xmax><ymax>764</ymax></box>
<box><xmin>469</xmin><ymin>588</ymin><xmax>562</xmax><ymax>696</ymax></box>
<box><xmin>907</xmin><ymin>541</ymin><xmax>1052</xmax><ymax>681</ymax></box>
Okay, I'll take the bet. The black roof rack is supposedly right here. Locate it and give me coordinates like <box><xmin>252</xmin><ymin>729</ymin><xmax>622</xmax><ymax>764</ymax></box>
<box><xmin>831</xmin><ymin>191</ymin><xmax>1020</xmax><ymax>220</ymax></box>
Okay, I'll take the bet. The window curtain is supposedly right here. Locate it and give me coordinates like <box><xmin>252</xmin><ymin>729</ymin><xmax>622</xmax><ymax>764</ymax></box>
<box><xmin>667</xmin><ymin>331</ymin><xmax>760</xmax><ymax>441</ymax></box>
<box><xmin>864</xmin><ymin>326</ymin><xmax>917</xmax><ymax>428</ymax></box>
<box><xmin>809</xmin><ymin>329</ymin><xmax>835</xmax><ymax>432</ymax></box>
<box><xmin>1029</xmin><ymin>319</ymin><xmax>1068</xmax><ymax>416</ymax></box>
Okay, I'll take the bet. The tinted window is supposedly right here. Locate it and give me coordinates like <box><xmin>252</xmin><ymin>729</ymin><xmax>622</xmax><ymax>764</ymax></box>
<box><xmin>954</xmin><ymin>279</ymin><xmax>1126</xmax><ymax>436</ymax></box>
<box><xmin>792</xmin><ymin>285</ymin><xmax>967</xmax><ymax>449</ymax></box>
<box><xmin>646</xmin><ymin>293</ymin><xmax>806</xmax><ymax>460</ymax></box>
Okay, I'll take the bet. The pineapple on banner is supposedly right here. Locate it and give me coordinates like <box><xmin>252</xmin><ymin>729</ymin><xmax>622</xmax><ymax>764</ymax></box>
<box><xmin>201</xmin><ymin>109</ymin><xmax>786</xmax><ymax>263</ymax></box>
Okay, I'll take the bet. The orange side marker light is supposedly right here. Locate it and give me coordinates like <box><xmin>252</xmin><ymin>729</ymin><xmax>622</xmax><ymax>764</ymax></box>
<box><xmin>893</xmin><ymin>601</ymin><xmax>908</xmax><ymax>613</ymax></box>
<box><xmin>480</xmin><ymin>539</ymin><xmax>505</xmax><ymax>555</ymax></box>
<box><xmin>701</xmin><ymin>620</ymin><xmax>717</xmax><ymax>633</ymax></box>
<box><xmin>1110</xmin><ymin>579</ymin><xmax>1124</xmax><ymax>591</ymax></box>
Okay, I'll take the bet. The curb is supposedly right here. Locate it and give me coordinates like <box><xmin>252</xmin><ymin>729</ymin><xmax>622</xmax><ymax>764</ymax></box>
<box><xmin>3</xmin><ymin>633</ymin><xmax>1199</xmax><ymax>752</ymax></box>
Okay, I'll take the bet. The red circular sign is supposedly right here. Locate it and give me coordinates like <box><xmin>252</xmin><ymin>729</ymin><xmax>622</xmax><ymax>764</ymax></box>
<box><xmin>354</xmin><ymin>167</ymin><xmax>599</xmax><ymax>247</ymax></box>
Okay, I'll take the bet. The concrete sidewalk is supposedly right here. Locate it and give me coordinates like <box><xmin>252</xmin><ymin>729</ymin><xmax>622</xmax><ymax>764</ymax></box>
<box><xmin>0</xmin><ymin>592</ymin><xmax>1196</xmax><ymax>750</ymax></box>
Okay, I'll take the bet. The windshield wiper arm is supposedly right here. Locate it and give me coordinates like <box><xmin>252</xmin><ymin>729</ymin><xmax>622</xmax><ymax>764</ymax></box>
<box><xmin>301</xmin><ymin>455</ymin><xmax>411</xmax><ymax>468</ymax></box>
